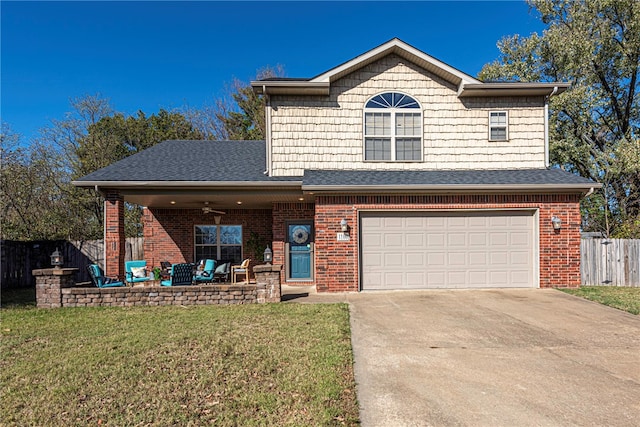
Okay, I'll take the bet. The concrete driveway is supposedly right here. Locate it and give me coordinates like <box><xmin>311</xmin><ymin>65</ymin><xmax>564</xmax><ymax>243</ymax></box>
<box><xmin>285</xmin><ymin>287</ymin><xmax>640</xmax><ymax>426</ymax></box>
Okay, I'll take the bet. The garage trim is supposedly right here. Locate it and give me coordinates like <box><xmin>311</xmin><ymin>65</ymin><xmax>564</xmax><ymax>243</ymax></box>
<box><xmin>358</xmin><ymin>208</ymin><xmax>540</xmax><ymax>290</ymax></box>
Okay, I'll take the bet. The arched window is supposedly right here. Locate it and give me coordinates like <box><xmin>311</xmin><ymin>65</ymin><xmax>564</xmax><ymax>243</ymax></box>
<box><xmin>364</xmin><ymin>92</ymin><xmax>422</xmax><ymax>161</ymax></box>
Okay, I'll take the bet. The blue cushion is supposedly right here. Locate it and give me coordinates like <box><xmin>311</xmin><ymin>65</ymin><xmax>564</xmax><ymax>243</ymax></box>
<box><xmin>194</xmin><ymin>259</ymin><xmax>216</xmax><ymax>282</ymax></box>
<box><xmin>125</xmin><ymin>260</ymin><xmax>150</xmax><ymax>283</ymax></box>
<box><xmin>88</xmin><ymin>264</ymin><xmax>124</xmax><ymax>288</ymax></box>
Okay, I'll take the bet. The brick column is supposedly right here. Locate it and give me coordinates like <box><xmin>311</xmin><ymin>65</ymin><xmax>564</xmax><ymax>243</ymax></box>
<box><xmin>34</xmin><ymin>268</ymin><xmax>78</xmax><ymax>308</ymax></box>
<box><xmin>105</xmin><ymin>190</ymin><xmax>125</xmax><ymax>281</ymax></box>
<box><xmin>254</xmin><ymin>264</ymin><xmax>282</xmax><ymax>303</ymax></box>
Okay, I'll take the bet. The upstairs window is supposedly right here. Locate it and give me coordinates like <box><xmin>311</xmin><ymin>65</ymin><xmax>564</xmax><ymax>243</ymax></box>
<box><xmin>364</xmin><ymin>92</ymin><xmax>422</xmax><ymax>161</ymax></box>
<box><xmin>489</xmin><ymin>111</ymin><xmax>508</xmax><ymax>141</ymax></box>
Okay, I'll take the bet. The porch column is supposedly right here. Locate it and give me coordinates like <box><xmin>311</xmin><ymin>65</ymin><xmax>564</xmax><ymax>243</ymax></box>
<box><xmin>104</xmin><ymin>190</ymin><xmax>125</xmax><ymax>281</ymax></box>
<box><xmin>254</xmin><ymin>264</ymin><xmax>282</xmax><ymax>303</ymax></box>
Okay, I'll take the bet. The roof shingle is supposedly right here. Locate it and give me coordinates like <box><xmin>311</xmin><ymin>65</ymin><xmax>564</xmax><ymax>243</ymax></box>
<box><xmin>75</xmin><ymin>140</ymin><xmax>294</xmax><ymax>182</ymax></box>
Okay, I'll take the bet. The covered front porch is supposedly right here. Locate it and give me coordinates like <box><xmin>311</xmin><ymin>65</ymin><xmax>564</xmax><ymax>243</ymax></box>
<box><xmin>101</xmin><ymin>188</ymin><xmax>317</xmax><ymax>289</ymax></box>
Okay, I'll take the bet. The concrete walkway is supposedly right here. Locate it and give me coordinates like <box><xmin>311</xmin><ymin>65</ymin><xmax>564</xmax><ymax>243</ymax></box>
<box><xmin>283</xmin><ymin>286</ymin><xmax>640</xmax><ymax>426</ymax></box>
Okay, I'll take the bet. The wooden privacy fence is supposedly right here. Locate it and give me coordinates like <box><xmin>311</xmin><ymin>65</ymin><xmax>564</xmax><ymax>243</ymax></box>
<box><xmin>1</xmin><ymin>238</ymin><xmax>144</xmax><ymax>289</ymax></box>
<box><xmin>581</xmin><ymin>239</ymin><xmax>640</xmax><ymax>287</ymax></box>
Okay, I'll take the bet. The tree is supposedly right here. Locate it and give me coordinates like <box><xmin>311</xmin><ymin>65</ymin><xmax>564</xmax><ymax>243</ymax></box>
<box><xmin>75</xmin><ymin>109</ymin><xmax>203</xmax><ymax>178</ymax></box>
<box><xmin>2</xmin><ymin>95</ymin><xmax>204</xmax><ymax>240</ymax></box>
<box><xmin>76</xmin><ymin>108</ymin><xmax>203</xmax><ymax>237</ymax></box>
<box><xmin>479</xmin><ymin>0</ymin><xmax>640</xmax><ymax>237</ymax></box>
<box><xmin>186</xmin><ymin>65</ymin><xmax>285</xmax><ymax>141</ymax></box>
<box><xmin>1</xmin><ymin>123</ymin><xmax>87</xmax><ymax>240</ymax></box>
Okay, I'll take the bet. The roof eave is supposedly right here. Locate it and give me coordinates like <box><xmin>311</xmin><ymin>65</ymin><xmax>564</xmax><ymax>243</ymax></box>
<box><xmin>310</xmin><ymin>38</ymin><xmax>481</xmax><ymax>86</ymax></box>
<box><xmin>302</xmin><ymin>183</ymin><xmax>600</xmax><ymax>193</ymax></box>
<box><xmin>458</xmin><ymin>82</ymin><xmax>570</xmax><ymax>98</ymax></box>
<box><xmin>251</xmin><ymin>38</ymin><xmax>483</xmax><ymax>96</ymax></box>
<box><xmin>250</xmin><ymin>81</ymin><xmax>330</xmax><ymax>95</ymax></box>
<box><xmin>72</xmin><ymin>180</ymin><xmax>304</xmax><ymax>189</ymax></box>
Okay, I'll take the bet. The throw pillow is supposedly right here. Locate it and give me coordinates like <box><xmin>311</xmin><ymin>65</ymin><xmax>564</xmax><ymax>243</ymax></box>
<box><xmin>131</xmin><ymin>266</ymin><xmax>146</xmax><ymax>278</ymax></box>
<box><xmin>214</xmin><ymin>263</ymin><xmax>227</xmax><ymax>274</ymax></box>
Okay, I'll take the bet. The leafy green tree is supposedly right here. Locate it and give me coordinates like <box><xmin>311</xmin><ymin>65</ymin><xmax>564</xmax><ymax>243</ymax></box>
<box><xmin>75</xmin><ymin>108</ymin><xmax>203</xmax><ymax>237</ymax></box>
<box><xmin>2</xmin><ymin>95</ymin><xmax>204</xmax><ymax>240</ymax></box>
<box><xmin>187</xmin><ymin>65</ymin><xmax>285</xmax><ymax>141</ymax></box>
<box><xmin>479</xmin><ymin>0</ymin><xmax>640</xmax><ymax>237</ymax></box>
<box><xmin>1</xmin><ymin>123</ymin><xmax>90</xmax><ymax>240</ymax></box>
<box><xmin>75</xmin><ymin>109</ymin><xmax>202</xmax><ymax>178</ymax></box>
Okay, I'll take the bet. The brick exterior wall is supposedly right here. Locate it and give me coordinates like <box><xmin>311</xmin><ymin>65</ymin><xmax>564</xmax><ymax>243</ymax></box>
<box><xmin>269</xmin><ymin>54</ymin><xmax>547</xmax><ymax>176</ymax></box>
<box><xmin>104</xmin><ymin>190</ymin><xmax>125</xmax><ymax>280</ymax></box>
<box><xmin>314</xmin><ymin>194</ymin><xmax>582</xmax><ymax>292</ymax></box>
<box><xmin>104</xmin><ymin>193</ymin><xmax>582</xmax><ymax>294</ymax></box>
<box><xmin>143</xmin><ymin>208</ymin><xmax>272</xmax><ymax>275</ymax></box>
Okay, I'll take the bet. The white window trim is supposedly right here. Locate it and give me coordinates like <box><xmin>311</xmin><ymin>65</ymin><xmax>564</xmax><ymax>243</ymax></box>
<box><xmin>363</xmin><ymin>92</ymin><xmax>423</xmax><ymax>162</ymax></box>
<box><xmin>489</xmin><ymin>110</ymin><xmax>509</xmax><ymax>141</ymax></box>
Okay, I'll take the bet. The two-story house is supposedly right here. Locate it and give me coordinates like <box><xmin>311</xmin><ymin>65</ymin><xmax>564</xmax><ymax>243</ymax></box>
<box><xmin>74</xmin><ymin>38</ymin><xmax>599</xmax><ymax>291</ymax></box>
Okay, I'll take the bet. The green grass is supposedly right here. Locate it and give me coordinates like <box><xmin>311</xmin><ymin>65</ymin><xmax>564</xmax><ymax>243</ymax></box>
<box><xmin>1</xmin><ymin>301</ymin><xmax>359</xmax><ymax>426</ymax></box>
<box><xmin>559</xmin><ymin>286</ymin><xmax>640</xmax><ymax>315</ymax></box>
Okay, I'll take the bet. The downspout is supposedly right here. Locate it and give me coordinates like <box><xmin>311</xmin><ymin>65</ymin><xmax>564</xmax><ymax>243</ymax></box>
<box><xmin>263</xmin><ymin>85</ymin><xmax>272</xmax><ymax>176</ymax></box>
<box><xmin>544</xmin><ymin>86</ymin><xmax>559</xmax><ymax>168</ymax></box>
<box><xmin>96</xmin><ymin>184</ymin><xmax>106</xmax><ymax>271</ymax></box>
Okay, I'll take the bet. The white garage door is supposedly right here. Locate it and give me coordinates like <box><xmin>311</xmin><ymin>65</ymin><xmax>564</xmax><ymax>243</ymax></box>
<box><xmin>360</xmin><ymin>211</ymin><xmax>536</xmax><ymax>290</ymax></box>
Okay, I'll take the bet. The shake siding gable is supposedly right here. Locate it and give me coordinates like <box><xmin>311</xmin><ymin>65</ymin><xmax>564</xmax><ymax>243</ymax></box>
<box><xmin>268</xmin><ymin>54</ymin><xmax>546</xmax><ymax>176</ymax></box>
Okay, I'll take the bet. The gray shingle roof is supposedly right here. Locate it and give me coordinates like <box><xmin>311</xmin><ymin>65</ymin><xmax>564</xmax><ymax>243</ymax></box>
<box><xmin>75</xmin><ymin>140</ymin><xmax>296</xmax><ymax>183</ymax></box>
<box><xmin>75</xmin><ymin>139</ymin><xmax>599</xmax><ymax>191</ymax></box>
<box><xmin>302</xmin><ymin>169</ymin><xmax>598</xmax><ymax>188</ymax></box>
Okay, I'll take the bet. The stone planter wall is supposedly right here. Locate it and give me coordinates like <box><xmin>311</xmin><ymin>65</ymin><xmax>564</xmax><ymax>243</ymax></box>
<box><xmin>60</xmin><ymin>284</ymin><xmax>257</xmax><ymax>308</ymax></box>
<box><xmin>35</xmin><ymin>264</ymin><xmax>282</xmax><ymax>308</ymax></box>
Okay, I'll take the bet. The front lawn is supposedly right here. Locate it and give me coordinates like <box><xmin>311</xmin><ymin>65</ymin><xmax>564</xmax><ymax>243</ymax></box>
<box><xmin>0</xmin><ymin>302</ymin><xmax>359</xmax><ymax>426</ymax></box>
<box><xmin>559</xmin><ymin>286</ymin><xmax>640</xmax><ymax>315</ymax></box>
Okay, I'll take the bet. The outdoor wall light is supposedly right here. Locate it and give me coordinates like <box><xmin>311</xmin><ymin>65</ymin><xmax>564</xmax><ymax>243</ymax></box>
<box><xmin>340</xmin><ymin>218</ymin><xmax>349</xmax><ymax>233</ymax></box>
<box><xmin>551</xmin><ymin>216</ymin><xmax>562</xmax><ymax>231</ymax></box>
<box><xmin>50</xmin><ymin>247</ymin><xmax>64</xmax><ymax>269</ymax></box>
<box><xmin>263</xmin><ymin>245</ymin><xmax>273</xmax><ymax>264</ymax></box>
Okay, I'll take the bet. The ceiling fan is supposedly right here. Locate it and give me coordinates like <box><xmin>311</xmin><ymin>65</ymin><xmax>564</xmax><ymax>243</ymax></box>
<box><xmin>201</xmin><ymin>202</ymin><xmax>226</xmax><ymax>215</ymax></box>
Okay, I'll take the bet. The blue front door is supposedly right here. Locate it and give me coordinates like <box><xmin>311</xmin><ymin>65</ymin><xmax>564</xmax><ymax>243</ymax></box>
<box><xmin>288</xmin><ymin>224</ymin><xmax>312</xmax><ymax>280</ymax></box>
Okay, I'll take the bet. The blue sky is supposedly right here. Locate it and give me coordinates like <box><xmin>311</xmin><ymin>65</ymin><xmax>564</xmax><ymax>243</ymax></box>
<box><xmin>2</xmin><ymin>1</ymin><xmax>545</xmax><ymax>142</ymax></box>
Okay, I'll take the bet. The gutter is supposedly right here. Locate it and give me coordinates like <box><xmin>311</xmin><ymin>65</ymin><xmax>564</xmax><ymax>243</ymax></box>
<box><xmin>302</xmin><ymin>183</ymin><xmax>601</xmax><ymax>193</ymax></box>
<box><xmin>264</xmin><ymin>86</ymin><xmax>271</xmax><ymax>176</ymax></box>
<box><xmin>544</xmin><ymin>86</ymin><xmax>559</xmax><ymax>168</ymax></box>
<box><xmin>251</xmin><ymin>81</ymin><xmax>329</xmax><ymax>95</ymax></box>
<box><xmin>72</xmin><ymin>180</ymin><xmax>304</xmax><ymax>188</ymax></box>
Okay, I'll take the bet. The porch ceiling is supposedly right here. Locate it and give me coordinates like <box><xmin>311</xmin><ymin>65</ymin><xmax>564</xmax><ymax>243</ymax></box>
<box><xmin>120</xmin><ymin>188</ymin><xmax>312</xmax><ymax>209</ymax></box>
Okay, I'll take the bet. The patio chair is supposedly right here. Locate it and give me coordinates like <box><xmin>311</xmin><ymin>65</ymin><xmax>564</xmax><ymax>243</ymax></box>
<box><xmin>159</xmin><ymin>260</ymin><xmax>172</xmax><ymax>280</ymax></box>
<box><xmin>231</xmin><ymin>258</ymin><xmax>251</xmax><ymax>284</ymax></box>
<box><xmin>125</xmin><ymin>260</ymin><xmax>151</xmax><ymax>285</ymax></box>
<box><xmin>160</xmin><ymin>263</ymin><xmax>194</xmax><ymax>286</ymax></box>
<box><xmin>87</xmin><ymin>264</ymin><xmax>125</xmax><ymax>288</ymax></box>
<box><xmin>193</xmin><ymin>259</ymin><xmax>216</xmax><ymax>283</ymax></box>
<box><xmin>213</xmin><ymin>261</ymin><xmax>231</xmax><ymax>283</ymax></box>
